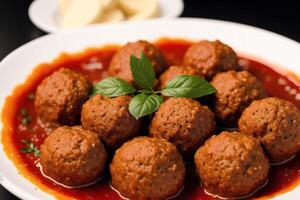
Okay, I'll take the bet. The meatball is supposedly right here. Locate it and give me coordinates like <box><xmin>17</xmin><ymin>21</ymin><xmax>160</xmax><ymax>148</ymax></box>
<box><xmin>239</xmin><ymin>97</ymin><xmax>300</xmax><ymax>162</ymax></box>
<box><xmin>40</xmin><ymin>126</ymin><xmax>107</xmax><ymax>186</ymax></box>
<box><xmin>211</xmin><ymin>70</ymin><xmax>266</xmax><ymax>126</ymax></box>
<box><xmin>81</xmin><ymin>94</ymin><xmax>141</xmax><ymax>149</ymax></box>
<box><xmin>108</xmin><ymin>40</ymin><xmax>166</xmax><ymax>84</ymax></box>
<box><xmin>183</xmin><ymin>40</ymin><xmax>238</xmax><ymax>80</ymax></box>
<box><xmin>149</xmin><ymin>98</ymin><xmax>215</xmax><ymax>157</ymax></box>
<box><xmin>110</xmin><ymin>137</ymin><xmax>185</xmax><ymax>200</ymax></box>
<box><xmin>158</xmin><ymin>65</ymin><xmax>202</xmax><ymax>89</ymax></box>
<box><xmin>194</xmin><ymin>131</ymin><xmax>269</xmax><ymax>198</ymax></box>
<box><xmin>35</xmin><ymin>68</ymin><xmax>91</xmax><ymax>129</ymax></box>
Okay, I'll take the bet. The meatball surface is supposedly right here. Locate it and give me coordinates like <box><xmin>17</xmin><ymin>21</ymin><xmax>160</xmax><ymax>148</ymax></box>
<box><xmin>108</xmin><ymin>40</ymin><xmax>166</xmax><ymax>84</ymax></box>
<box><xmin>158</xmin><ymin>65</ymin><xmax>202</xmax><ymax>89</ymax></box>
<box><xmin>81</xmin><ymin>94</ymin><xmax>141</xmax><ymax>149</ymax></box>
<box><xmin>211</xmin><ymin>70</ymin><xmax>266</xmax><ymax>126</ymax></box>
<box><xmin>194</xmin><ymin>131</ymin><xmax>269</xmax><ymax>198</ymax></box>
<box><xmin>239</xmin><ymin>97</ymin><xmax>300</xmax><ymax>162</ymax></box>
<box><xmin>110</xmin><ymin>137</ymin><xmax>185</xmax><ymax>200</ymax></box>
<box><xmin>40</xmin><ymin>126</ymin><xmax>107</xmax><ymax>186</ymax></box>
<box><xmin>149</xmin><ymin>98</ymin><xmax>215</xmax><ymax>157</ymax></box>
<box><xmin>183</xmin><ymin>40</ymin><xmax>238</xmax><ymax>80</ymax></box>
<box><xmin>35</xmin><ymin>68</ymin><xmax>91</xmax><ymax>129</ymax></box>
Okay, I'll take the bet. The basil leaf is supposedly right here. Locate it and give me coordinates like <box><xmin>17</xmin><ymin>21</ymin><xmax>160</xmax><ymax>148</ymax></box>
<box><xmin>92</xmin><ymin>77</ymin><xmax>136</xmax><ymax>97</ymax></box>
<box><xmin>130</xmin><ymin>53</ymin><xmax>155</xmax><ymax>90</ymax></box>
<box><xmin>137</xmin><ymin>89</ymin><xmax>153</xmax><ymax>94</ymax></box>
<box><xmin>161</xmin><ymin>75</ymin><xmax>216</xmax><ymax>98</ymax></box>
<box><xmin>129</xmin><ymin>93</ymin><xmax>163</xmax><ymax>120</ymax></box>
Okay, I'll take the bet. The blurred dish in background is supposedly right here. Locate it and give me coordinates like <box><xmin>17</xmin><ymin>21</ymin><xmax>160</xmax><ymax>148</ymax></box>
<box><xmin>28</xmin><ymin>0</ymin><xmax>184</xmax><ymax>32</ymax></box>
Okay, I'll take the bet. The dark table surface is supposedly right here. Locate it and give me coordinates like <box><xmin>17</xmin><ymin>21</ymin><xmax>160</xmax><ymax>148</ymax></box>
<box><xmin>0</xmin><ymin>0</ymin><xmax>299</xmax><ymax>199</ymax></box>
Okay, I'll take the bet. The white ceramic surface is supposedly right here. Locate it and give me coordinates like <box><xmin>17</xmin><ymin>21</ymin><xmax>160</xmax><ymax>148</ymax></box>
<box><xmin>28</xmin><ymin>0</ymin><xmax>185</xmax><ymax>33</ymax></box>
<box><xmin>1</xmin><ymin>18</ymin><xmax>300</xmax><ymax>200</ymax></box>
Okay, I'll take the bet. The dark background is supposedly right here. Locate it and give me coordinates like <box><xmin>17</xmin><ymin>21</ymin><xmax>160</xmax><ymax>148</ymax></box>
<box><xmin>0</xmin><ymin>0</ymin><xmax>299</xmax><ymax>199</ymax></box>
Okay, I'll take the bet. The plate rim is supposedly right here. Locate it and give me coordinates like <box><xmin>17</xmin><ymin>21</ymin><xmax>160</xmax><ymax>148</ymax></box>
<box><xmin>1</xmin><ymin>18</ymin><xmax>300</xmax><ymax>200</ymax></box>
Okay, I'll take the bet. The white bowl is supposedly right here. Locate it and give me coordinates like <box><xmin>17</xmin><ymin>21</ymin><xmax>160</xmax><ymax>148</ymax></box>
<box><xmin>28</xmin><ymin>0</ymin><xmax>184</xmax><ymax>33</ymax></box>
<box><xmin>1</xmin><ymin>18</ymin><xmax>300</xmax><ymax>200</ymax></box>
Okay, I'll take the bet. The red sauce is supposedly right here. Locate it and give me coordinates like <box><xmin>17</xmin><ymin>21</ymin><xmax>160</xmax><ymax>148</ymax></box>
<box><xmin>2</xmin><ymin>38</ymin><xmax>300</xmax><ymax>200</ymax></box>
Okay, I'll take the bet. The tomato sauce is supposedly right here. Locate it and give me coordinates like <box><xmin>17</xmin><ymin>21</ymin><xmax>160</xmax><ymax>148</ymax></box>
<box><xmin>2</xmin><ymin>38</ymin><xmax>300</xmax><ymax>200</ymax></box>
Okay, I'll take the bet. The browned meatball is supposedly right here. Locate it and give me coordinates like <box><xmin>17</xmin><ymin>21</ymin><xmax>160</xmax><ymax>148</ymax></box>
<box><xmin>211</xmin><ymin>70</ymin><xmax>266</xmax><ymax>126</ymax></box>
<box><xmin>158</xmin><ymin>65</ymin><xmax>202</xmax><ymax>89</ymax></box>
<box><xmin>110</xmin><ymin>137</ymin><xmax>185</xmax><ymax>200</ymax></box>
<box><xmin>40</xmin><ymin>126</ymin><xmax>107</xmax><ymax>186</ymax></box>
<box><xmin>35</xmin><ymin>68</ymin><xmax>91</xmax><ymax>129</ymax></box>
<box><xmin>81</xmin><ymin>94</ymin><xmax>141</xmax><ymax>149</ymax></box>
<box><xmin>239</xmin><ymin>97</ymin><xmax>300</xmax><ymax>163</ymax></box>
<box><xmin>194</xmin><ymin>131</ymin><xmax>269</xmax><ymax>198</ymax></box>
<box><xmin>108</xmin><ymin>40</ymin><xmax>166</xmax><ymax>84</ymax></box>
<box><xmin>149</xmin><ymin>98</ymin><xmax>215</xmax><ymax>157</ymax></box>
<box><xmin>183</xmin><ymin>40</ymin><xmax>238</xmax><ymax>80</ymax></box>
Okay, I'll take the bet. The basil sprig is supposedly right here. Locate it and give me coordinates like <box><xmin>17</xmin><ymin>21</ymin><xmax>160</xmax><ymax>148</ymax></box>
<box><xmin>92</xmin><ymin>53</ymin><xmax>216</xmax><ymax>119</ymax></box>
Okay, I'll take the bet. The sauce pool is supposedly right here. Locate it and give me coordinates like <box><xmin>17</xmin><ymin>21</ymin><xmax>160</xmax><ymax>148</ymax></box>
<box><xmin>1</xmin><ymin>38</ymin><xmax>300</xmax><ymax>200</ymax></box>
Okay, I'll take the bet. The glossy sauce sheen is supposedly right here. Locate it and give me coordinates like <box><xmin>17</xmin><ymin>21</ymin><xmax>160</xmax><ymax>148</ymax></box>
<box><xmin>2</xmin><ymin>39</ymin><xmax>300</xmax><ymax>200</ymax></box>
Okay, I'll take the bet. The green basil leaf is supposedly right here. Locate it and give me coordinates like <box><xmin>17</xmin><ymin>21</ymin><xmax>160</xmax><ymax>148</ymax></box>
<box><xmin>161</xmin><ymin>75</ymin><xmax>216</xmax><ymax>98</ymax></box>
<box><xmin>137</xmin><ymin>89</ymin><xmax>153</xmax><ymax>94</ymax></box>
<box><xmin>130</xmin><ymin>53</ymin><xmax>155</xmax><ymax>90</ymax></box>
<box><xmin>129</xmin><ymin>93</ymin><xmax>163</xmax><ymax>120</ymax></box>
<box><xmin>92</xmin><ymin>77</ymin><xmax>136</xmax><ymax>97</ymax></box>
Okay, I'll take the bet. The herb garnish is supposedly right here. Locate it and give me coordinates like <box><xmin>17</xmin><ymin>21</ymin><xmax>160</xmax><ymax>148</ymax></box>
<box><xmin>20</xmin><ymin>108</ymin><xmax>28</xmax><ymax>116</ymax></box>
<box><xmin>21</xmin><ymin>116</ymin><xmax>32</xmax><ymax>126</ymax></box>
<box><xmin>130</xmin><ymin>53</ymin><xmax>156</xmax><ymax>90</ymax></box>
<box><xmin>19</xmin><ymin>108</ymin><xmax>32</xmax><ymax>126</ymax></box>
<box><xmin>129</xmin><ymin>93</ymin><xmax>163</xmax><ymax>119</ymax></box>
<box><xmin>92</xmin><ymin>53</ymin><xmax>216</xmax><ymax>119</ymax></box>
<box><xmin>92</xmin><ymin>77</ymin><xmax>136</xmax><ymax>97</ymax></box>
<box><xmin>27</xmin><ymin>93</ymin><xmax>35</xmax><ymax>101</ymax></box>
<box><xmin>20</xmin><ymin>140</ymin><xmax>40</xmax><ymax>157</ymax></box>
<box><xmin>161</xmin><ymin>75</ymin><xmax>216</xmax><ymax>98</ymax></box>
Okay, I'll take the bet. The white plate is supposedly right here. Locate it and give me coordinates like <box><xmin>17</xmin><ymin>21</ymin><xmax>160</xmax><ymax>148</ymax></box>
<box><xmin>28</xmin><ymin>0</ymin><xmax>184</xmax><ymax>33</ymax></box>
<box><xmin>1</xmin><ymin>18</ymin><xmax>300</xmax><ymax>200</ymax></box>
